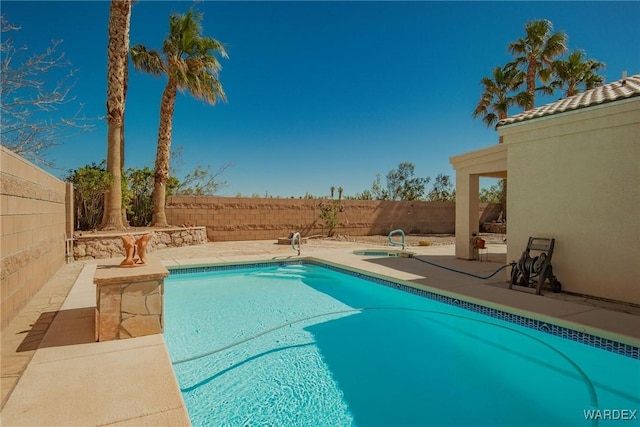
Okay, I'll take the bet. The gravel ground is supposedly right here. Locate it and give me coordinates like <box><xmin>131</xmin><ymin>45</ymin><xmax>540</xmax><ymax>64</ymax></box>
<box><xmin>321</xmin><ymin>233</ymin><xmax>507</xmax><ymax>247</ymax></box>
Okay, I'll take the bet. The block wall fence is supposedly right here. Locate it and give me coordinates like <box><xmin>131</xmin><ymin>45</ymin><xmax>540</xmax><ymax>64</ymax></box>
<box><xmin>1</xmin><ymin>146</ymin><xmax>72</xmax><ymax>330</ymax></box>
<box><xmin>166</xmin><ymin>196</ymin><xmax>500</xmax><ymax>241</ymax></box>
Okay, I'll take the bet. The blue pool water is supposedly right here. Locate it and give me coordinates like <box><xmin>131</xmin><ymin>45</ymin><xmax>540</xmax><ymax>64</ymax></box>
<box><xmin>164</xmin><ymin>262</ymin><xmax>640</xmax><ymax>427</ymax></box>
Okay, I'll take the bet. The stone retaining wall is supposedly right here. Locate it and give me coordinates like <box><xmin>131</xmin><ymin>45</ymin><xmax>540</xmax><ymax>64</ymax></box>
<box><xmin>73</xmin><ymin>227</ymin><xmax>207</xmax><ymax>260</ymax></box>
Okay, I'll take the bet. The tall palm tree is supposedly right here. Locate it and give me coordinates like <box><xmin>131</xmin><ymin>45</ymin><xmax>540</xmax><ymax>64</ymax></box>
<box><xmin>130</xmin><ymin>9</ymin><xmax>227</xmax><ymax>226</ymax></box>
<box><xmin>472</xmin><ymin>64</ymin><xmax>528</xmax><ymax>130</ymax></box>
<box><xmin>550</xmin><ymin>50</ymin><xmax>605</xmax><ymax>97</ymax></box>
<box><xmin>101</xmin><ymin>0</ymin><xmax>132</xmax><ymax>230</ymax></box>
<box><xmin>508</xmin><ymin>19</ymin><xmax>567</xmax><ymax>110</ymax></box>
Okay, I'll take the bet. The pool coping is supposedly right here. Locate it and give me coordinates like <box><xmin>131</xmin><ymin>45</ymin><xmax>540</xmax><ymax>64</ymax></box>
<box><xmin>167</xmin><ymin>257</ymin><xmax>640</xmax><ymax>359</ymax></box>
<box><xmin>0</xmin><ymin>262</ymin><xmax>191</xmax><ymax>426</ymax></box>
<box><xmin>351</xmin><ymin>248</ymin><xmax>416</xmax><ymax>257</ymax></box>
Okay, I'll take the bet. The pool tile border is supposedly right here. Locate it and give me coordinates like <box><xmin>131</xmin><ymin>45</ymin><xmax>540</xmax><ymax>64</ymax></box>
<box><xmin>168</xmin><ymin>261</ymin><xmax>640</xmax><ymax>360</ymax></box>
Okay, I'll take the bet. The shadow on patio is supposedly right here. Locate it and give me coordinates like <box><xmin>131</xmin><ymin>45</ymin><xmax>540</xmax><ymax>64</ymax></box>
<box><xmin>16</xmin><ymin>307</ymin><xmax>95</xmax><ymax>352</ymax></box>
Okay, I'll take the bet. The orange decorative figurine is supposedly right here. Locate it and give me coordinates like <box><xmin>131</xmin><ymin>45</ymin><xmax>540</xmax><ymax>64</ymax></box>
<box><xmin>135</xmin><ymin>234</ymin><xmax>152</xmax><ymax>265</ymax></box>
<box><xmin>120</xmin><ymin>235</ymin><xmax>136</xmax><ymax>266</ymax></box>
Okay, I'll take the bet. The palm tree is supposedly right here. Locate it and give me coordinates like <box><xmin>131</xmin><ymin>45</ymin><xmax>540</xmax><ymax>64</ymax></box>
<box><xmin>508</xmin><ymin>19</ymin><xmax>567</xmax><ymax>110</ymax></box>
<box><xmin>472</xmin><ymin>64</ymin><xmax>523</xmax><ymax>221</ymax></box>
<box><xmin>101</xmin><ymin>0</ymin><xmax>132</xmax><ymax>230</ymax></box>
<box><xmin>550</xmin><ymin>50</ymin><xmax>605</xmax><ymax>97</ymax></box>
<box><xmin>130</xmin><ymin>9</ymin><xmax>227</xmax><ymax>226</ymax></box>
<box><xmin>472</xmin><ymin>64</ymin><xmax>528</xmax><ymax>130</ymax></box>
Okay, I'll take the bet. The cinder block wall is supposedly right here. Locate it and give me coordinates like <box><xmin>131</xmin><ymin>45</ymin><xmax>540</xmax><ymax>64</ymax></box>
<box><xmin>167</xmin><ymin>196</ymin><xmax>496</xmax><ymax>241</ymax></box>
<box><xmin>1</xmin><ymin>146</ymin><xmax>69</xmax><ymax>329</ymax></box>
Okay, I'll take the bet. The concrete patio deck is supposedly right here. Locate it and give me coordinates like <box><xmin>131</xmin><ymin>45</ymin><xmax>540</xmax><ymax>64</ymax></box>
<box><xmin>2</xmin><ymin>239</ymin><xmax>639</xmax><ymax>426</ymax></box>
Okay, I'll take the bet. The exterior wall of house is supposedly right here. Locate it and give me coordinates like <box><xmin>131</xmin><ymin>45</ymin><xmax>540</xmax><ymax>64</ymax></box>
<box><xmin>499</xmin><ymin>98</ymin><xmax>640</xmax><ymax>305</ymax></box>
<box><xmin>0</xmin><ymin>146</ymin><xmax>71</xmax><ymax>329</ymax></box>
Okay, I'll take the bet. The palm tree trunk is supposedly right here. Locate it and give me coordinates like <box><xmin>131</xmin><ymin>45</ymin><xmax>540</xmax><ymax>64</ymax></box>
<box><xmin>103</xmin><ymin>126</ymin><xmax>125</xmax><ymax>229</ymax></box>
<box><xmin>121</xmin><ymin>52</ymin><xmax>129</xmax><ymax>226</ymax></box>
<box><xmin>120</xmin><ymin>123</ymin><xmax>129</xmax><ymax>226</ymax></box>
<box><xmin>525</xmin><ymin>58</ymin><xmax>536</xmax><ymax>110</ymax></box>
<box><xmin>101</xmin><ymin>0</ymin><xmax>131</xmax><ymax>230</ymax></box>
<box><xmin>151</xmin><ymin>78</ymin><xmax>178</xmax><ymax>227</ymax></box>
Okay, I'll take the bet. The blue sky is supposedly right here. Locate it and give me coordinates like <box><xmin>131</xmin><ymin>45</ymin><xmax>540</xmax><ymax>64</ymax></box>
<box><xmin>3</xmin><ymin>1</ymin><xmax>639</xmax><ymax>197</ymax></box>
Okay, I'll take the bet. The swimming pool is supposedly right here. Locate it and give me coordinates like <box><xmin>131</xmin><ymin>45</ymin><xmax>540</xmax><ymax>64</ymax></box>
<box><xmin>164</xmin><ymin>261</ymin><xmax>640</xmax><ymax>427</ymax></box>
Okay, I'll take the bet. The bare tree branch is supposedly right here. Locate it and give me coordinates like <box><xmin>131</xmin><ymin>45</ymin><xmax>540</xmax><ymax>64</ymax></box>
<box><xmin>174</xmin><ymin>161</ymin><xmax>232</xmax><ymax>196</ymax></box>
<box><xmin>0</xmin><ymin>14</ymin><xmax>97</xmax><ymax>166</ymax></box>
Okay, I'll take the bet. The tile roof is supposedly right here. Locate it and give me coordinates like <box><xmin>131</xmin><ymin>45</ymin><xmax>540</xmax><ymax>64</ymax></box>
<box><xmin>497</xmin><ymin>73</ymin><xmax>640</xmax><ymax>127</ymax></box>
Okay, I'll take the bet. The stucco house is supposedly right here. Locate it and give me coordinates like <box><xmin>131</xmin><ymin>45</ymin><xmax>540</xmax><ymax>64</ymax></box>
<box><xmin>450</xmin><ymin>72</ymin><xmax>640</xmax><ymax>306</ymax></box>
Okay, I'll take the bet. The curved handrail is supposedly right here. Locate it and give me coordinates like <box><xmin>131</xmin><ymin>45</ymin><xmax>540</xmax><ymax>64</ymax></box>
<box><xmin>291</xmin><ymin>232</ymin><xmax>301</xmax><ymax>256</ymax></box>
<box><xmin>388</xmin><ymin>229</ymin><xmax>406</xmax><ymax>250</ymax></box>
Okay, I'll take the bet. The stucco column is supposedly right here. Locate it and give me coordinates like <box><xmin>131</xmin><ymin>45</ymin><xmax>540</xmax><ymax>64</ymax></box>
<box><xmin>455</xmin><ymin>172</ymin><xmax>479</xmax><ymax>259</ymax></box>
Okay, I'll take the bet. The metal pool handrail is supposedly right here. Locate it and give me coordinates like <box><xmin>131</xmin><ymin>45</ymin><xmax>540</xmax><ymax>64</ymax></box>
<box><xmin>388</xmin><ymin>229</ymin><xmax>406</xmax><ymax>250</ymax></box>
<box><xmin>291</xmin><ymin>232</ymin><xmax>301</xmax><ymax>256</ymax></box>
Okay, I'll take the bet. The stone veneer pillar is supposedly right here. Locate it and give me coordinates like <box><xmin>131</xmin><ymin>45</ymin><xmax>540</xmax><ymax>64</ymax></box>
<box><xmin>93</xmin><ymin>258</ymin><xmax>168</xmax><ymax>341</ymax></box>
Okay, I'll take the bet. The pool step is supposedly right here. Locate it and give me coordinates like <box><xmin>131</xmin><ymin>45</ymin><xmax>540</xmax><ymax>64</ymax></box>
<box><xmin>252</xmin><ymin>264</ymin><xmax>332</xmax><ymax>281</ymax></box>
